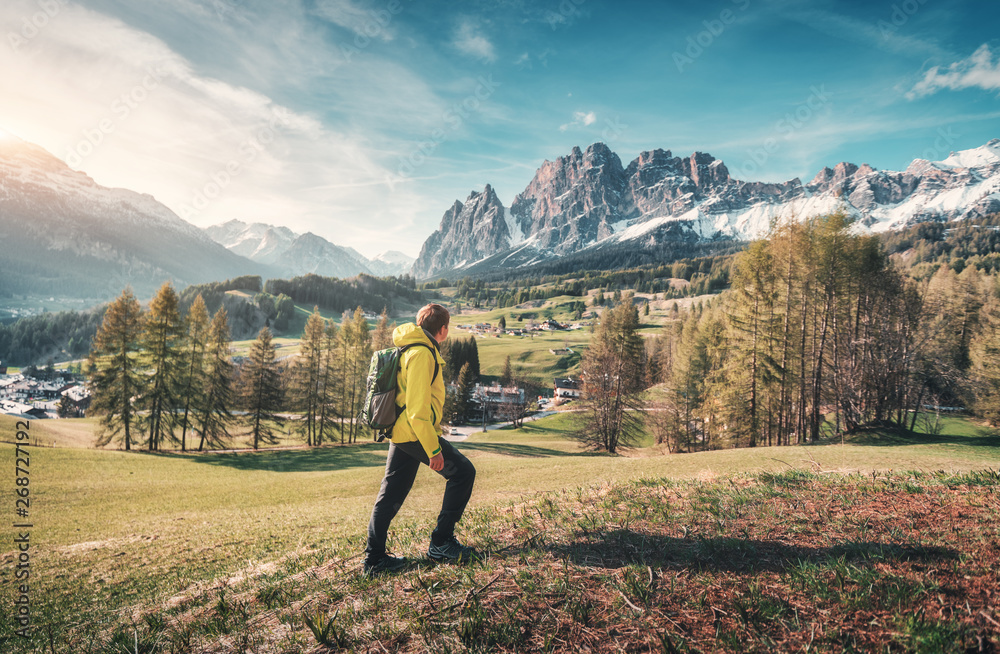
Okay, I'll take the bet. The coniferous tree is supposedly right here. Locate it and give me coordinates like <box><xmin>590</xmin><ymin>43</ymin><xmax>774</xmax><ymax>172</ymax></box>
<box><xmin>344</xmin><ymin>307</ymin><xmax>372</xmax><ymax>442</ymax></box>
<box><xmin>89</xmin><ymin>288</ymin><xmax>145</xmax><ymax>450</ymax></box>
<box><xmin>576</xmin><ymin>296</ymin><xmax>645</xmax><ymax>453</ymax></box>
<box><xmin>197</xmin><ymin>308</ymin><xmax>236</xmax><ymax>450</ymax></box>
<box><xmin>318</xmin><ymin>321</ymin><xmax>341</xmax><ymax>444</ymax></box>
<box><xmin>452</xmin><ymin>362</ymin><xmax>474</xmax><ymax>425</ymax></box>
<box><xmin>969</xmin><ymin>294</ymin><xmax>1000</xmax><ymax>425</ymax></box>
<box><xmin>372</xmin><ymin>308</ymin><xmax>394</xmax><ymax>351</ymax></box>
<box><xmin>726</xmin><ymin>240</ymin><xmax>778</xmax><ymax>447</ymax></box>
<box><xmin>178</xmin><ymin>294</ymin><xmax>210</xmax><ymax>452</ymax></box>
<box><xmin>500</xmin><ymin>355</ymin><xmax>513</xmax><ymax>387</ymax></box>
<box><xmin>141</xmin><ymin>282</ymin><xmax>186</xmax><ymax>451</ymax></box>
<box><xmin>292</xmin><ymin>309</ymin><xmax>326</xmax><ymax>446</ymax></box>
<box><xmin>241</xmin><ymin>327</ymin><xmax>284</xmax><ymax>450</ymax></box>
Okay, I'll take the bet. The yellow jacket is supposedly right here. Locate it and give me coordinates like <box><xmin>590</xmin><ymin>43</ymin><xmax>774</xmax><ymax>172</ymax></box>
<box><xmin>390</xmin><ymin>323</ymin><xmax>445</xmax><ymax>458</ymax></box>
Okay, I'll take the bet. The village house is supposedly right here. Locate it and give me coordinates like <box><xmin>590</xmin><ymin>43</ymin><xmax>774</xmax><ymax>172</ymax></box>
<box><xmin>0</xmin><ymin>399</ymin><xmax>45</xmax><ymax>418</ymax></box>
<box><xmin>553</xmin><ymin>377</ymin><xmax>582</xmax><ymax>399</ymax></box>
<box><xmin>470</xmin><ymin>383</ymin><xmax>526</xmax><ymax>422</ymax></box>
<box><xmin>60</xmin><ymin>385</ymin><xmax>92</xmax><ymax>416</ymax></box>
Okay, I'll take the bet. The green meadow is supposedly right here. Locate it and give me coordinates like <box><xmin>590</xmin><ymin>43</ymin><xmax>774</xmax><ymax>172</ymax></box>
<box><xmin>1</xmin><ymin>411</ymin><xmax>998</xmax><ymax>651</ymax></box>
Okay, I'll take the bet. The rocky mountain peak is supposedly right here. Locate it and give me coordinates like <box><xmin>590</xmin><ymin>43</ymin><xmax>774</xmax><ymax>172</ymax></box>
<box><xmin>412</xmin><ymin>138</ymin><xmax>1000</xmax><ymax>278</ymax></box>
<box><xmin>411</xmin><ymin>185</ymin><xmax>510</xmax><ymax>278</ymax></box>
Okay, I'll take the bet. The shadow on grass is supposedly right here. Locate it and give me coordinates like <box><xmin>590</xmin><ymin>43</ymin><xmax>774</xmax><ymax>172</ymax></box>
<box><xmin>172</xmin><ymin>444</ymin><xmax>390</xmax><ymax>473</ymax></box>
<box><xmin>835</xmin><ymin>426</ymin><xmax>1000</xmax><ymax>449</ymax></box>
<box><xmin>542</xmin><ymin>530</ymin><xmax>957</xmax><ymax>573</ymax></box>
<box><xmin>458</xmin><ymin>442</ymin><xmax>590</xmax><ymax>458</ymax></box>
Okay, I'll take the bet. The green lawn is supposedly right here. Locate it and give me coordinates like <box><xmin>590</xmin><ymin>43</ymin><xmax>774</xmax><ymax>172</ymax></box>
<box><xmin>1</xmin><ymin>412</ymin><xmax>997</xmax><ymax>651</ymax></box>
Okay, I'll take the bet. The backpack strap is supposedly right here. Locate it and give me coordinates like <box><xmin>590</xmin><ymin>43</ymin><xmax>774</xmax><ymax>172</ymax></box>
<box><xmin>399</xmin><ymin>342</ymin><xmax>440</xmax><ymax>385</ymax></box>
<box><xmin>378</xmin><ymin>342</ymin><xmax>440</xmax><ymax>444</ymax></box>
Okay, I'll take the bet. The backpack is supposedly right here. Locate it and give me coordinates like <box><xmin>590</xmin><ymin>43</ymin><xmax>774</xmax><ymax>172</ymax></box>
<box><xmin>361</xmin><ymin>342</ymin><xmax>440</xmax><ymax>442</ymax></box>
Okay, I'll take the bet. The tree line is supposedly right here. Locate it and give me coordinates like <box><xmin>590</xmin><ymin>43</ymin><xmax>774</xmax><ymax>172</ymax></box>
<box><xmin>643</xmin><ymin>212</ymin><xmax>1000</xmax><ymax>452</ymax></box>
<box><xmin>574</xmin><ymin>212</ymin><xmax>1000</xmax><ymax>455</ymax></box>
<box><xmin>87</xmin><ymin>283</ymin><xmax>402</xmax><ymax>451</ymax></box>
<box><xmin>264</xmin><ymin>273</ymin><xmax>422</xmax><ymax>315</ymax></box>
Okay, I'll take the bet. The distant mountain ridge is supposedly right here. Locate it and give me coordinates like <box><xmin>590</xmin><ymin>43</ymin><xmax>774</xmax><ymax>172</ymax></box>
<box><xmin>412</xmin><ymin>139</ymin><xmax>1000</xmax><ymax>278</ymax></box>
<box><xmin>204</xmin><ymin>220</ymin><xmax>414</xmax><ymax>279</ymax></box>
<box><xmin>0</xmin><ymin>134</ymin><xmax>265</xmax><ymax>299</ymax></box>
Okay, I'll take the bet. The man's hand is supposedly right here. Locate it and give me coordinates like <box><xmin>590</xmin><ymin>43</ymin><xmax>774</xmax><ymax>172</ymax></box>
<box><xmin>429</xmin><ymin>453</ymin><xmax>444</xmax><ymax>471</ymax></box>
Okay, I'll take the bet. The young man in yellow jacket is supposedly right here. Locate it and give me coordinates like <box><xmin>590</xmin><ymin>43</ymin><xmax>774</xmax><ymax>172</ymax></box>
<box><xmin>363</xmin><ymin>303</ymin><xmax>479</xmax><ymax>576</ymax></box>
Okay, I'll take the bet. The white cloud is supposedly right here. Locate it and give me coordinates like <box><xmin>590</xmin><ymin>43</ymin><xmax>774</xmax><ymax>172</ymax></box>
<box><xmin>0</xmin><ymin>0</ymin><xmax>432</xmax><ymax>258</ymax></box>
<box><xmin>559</xmin><ymin>111</ymin><xmax>597</xmax><ymax>132</ymax></box>
<box><xmin>313</xmin><ymin>0</ymin><xmax>395</xmax><ymax>41</ymax></box>
<box><xmin>453</xmin><ymin>18</ymin><xmax>496</xmax><ymax>63</ymax></box>
<box><xmin>777</xmin><ymin>5</ymin><xmax>952</xmax><ymax>60</ymax></box>
<box><xmin>908</xmin><ymin>44</ymin><xmax>1000</xmax><ymax>99</ymax></box>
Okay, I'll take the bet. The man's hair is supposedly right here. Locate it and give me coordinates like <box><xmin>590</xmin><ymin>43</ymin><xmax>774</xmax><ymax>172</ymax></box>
<box><xmin>416</xmin><ymin>303</ymin><xmax>450</xmax><ymax>336</ymax></box>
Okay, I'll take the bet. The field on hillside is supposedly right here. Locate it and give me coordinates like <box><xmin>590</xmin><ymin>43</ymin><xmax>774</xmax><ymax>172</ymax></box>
<box><xmin>1</xmin><ymin>413</ymin><xmax>998</xmax><ymax>652</ymax></box>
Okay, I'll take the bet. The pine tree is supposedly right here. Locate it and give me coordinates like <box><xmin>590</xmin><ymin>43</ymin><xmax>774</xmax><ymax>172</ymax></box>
<box><xmin>197</xmin><ymin>308</ymin><xmax>236</xmax><ymax>451</ymax></box>
<box><xmin>89</xmin><ymin>288</ymin><xmax>145</xmax><ymax>450</ymax></box>
<box><xmin>241</xmin><ymin>327</ymin><xmax>285</xmax><ymax>450</ymax></box>
<box><xmin>141</xmin><ymin>282</ymin><xmax>186</xmax><ymax>451</ymax></box>
<box><xmin>177</xmin><ymin>294</ymin><xmax>210</xmax><ymax>452</ymax></box>
<box><xmin>452</xmin><ymin>362</ymin><xmax>474</xmax><ymax>424</ymax></box>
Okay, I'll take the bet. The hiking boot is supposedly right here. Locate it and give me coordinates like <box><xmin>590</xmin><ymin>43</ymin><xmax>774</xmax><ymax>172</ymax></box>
<box><xmin>427</xmin><ymin>537</ymin><xmax>482</xmax><ymax>564</ymax></box>
<box><xmin>362</xmin><ymin>554</ymin><xmax>407</xmax><ymax>577</ymax></box>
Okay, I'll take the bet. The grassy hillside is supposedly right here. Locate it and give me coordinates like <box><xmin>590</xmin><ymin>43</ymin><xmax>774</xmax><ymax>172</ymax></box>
<box><xmin>1</xmin><ymin>413</ymin><xmax>998</xmax><ymax>652</ymax></box>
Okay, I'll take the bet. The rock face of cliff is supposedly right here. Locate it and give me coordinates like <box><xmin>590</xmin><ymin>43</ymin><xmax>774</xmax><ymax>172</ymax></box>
<box><xmin>411</xmin><ymin>138</ymin><xmax>1000</xmax><ymax>278</ymax></box>
<box><xmin>412</xmin><ymin>184</ymin><xmax>510</xmax><ymax>278</ymax></box>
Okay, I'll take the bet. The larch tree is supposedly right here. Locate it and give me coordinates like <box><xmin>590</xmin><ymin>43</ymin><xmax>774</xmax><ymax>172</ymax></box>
<box><xmin>726</xmin><ymin>239</ymin><xmax>779</xmax><ymax>448</ymax></box>
<box><xmin>177</xmin><ymin>294</ymin><xmax>210</xmax><ymax>452</ymax></box>
<box><xmin>576</xmin><ymin>295</ymin><xmax>645</xmax><ymax>453</ymax></box>
<box><xmin>317</xmin><ymin>320</ymin><xmax>341</xmax><ymax>444</ymax></box>
<box><xmin>372</xmin><ymin>308</ymin><xmax>394</xmax><ymax>351</ymax></box>
<box><xmin>344</xmin><ymin>307</ymin><xmax>372</xmax><ymax>442</ymax></box>
<box><xmin>140</xmin><ymin>282</ymin><xmax>186</xmax><ymax>451</ymax></box>
<box><xmin>292</xmin><ymin>308</ymin><xmax>326</xmax><ymax>446</ymax></box>
<box><xmin>197</xmin><ymin>307</ymin><xmax>237</xmax><ymax>451</ymax></box>
<box><xmin>88</xmin><ymin>287</ymin><xmax>145</xmax><ymax>450</ymax></box>
<box><xmin>969</xmin><ymin>294</ymin><xmax>1000</xmax><ymax>425</ymax></box>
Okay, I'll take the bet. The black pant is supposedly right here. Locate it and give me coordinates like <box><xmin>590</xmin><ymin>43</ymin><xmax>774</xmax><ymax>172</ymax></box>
<box><xmin>365</xmin><ymin>436</ymin><xmax>476</xmax><ymax>562</ymax></box>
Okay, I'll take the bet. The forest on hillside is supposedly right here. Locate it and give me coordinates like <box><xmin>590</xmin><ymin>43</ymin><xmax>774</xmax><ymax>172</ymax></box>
<box><xmin>0</xmin><ymin>274</ymin><xmax>427</xmax><ymax>367</ymax></box>
<box><xmin>643</xmin><ymin>212</ymin><xmax>1000</xmax><ymax>452</ymax></box>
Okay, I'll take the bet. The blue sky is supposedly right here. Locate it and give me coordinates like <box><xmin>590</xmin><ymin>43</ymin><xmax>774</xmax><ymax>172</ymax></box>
<box><xmin>1</xmin><ymin>0</ymin><xmax>998</xmax><ymax>258</ymax></box>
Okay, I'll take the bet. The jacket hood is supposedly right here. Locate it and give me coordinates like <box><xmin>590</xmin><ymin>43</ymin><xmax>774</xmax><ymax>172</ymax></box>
<box><xmin>392</xmin><ymin>322</ymin><xmax>439</xmax><ymax>350</ymax></box>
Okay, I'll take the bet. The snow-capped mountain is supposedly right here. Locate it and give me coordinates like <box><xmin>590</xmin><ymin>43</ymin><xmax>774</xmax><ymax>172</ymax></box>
<box><xmin>368</xmin><ymin>250</ymin><xmax>415</xmax><ymax>277</ymax></box>
<box><xmin>203</xmin><ymin>220</ymin><xmax>415</xmax><ymax>278</ymax></box>
<box><xmin>412</xmin><ymin>139</ymin><xmax>1000</xmax><ymax>278</ymax></box>
<box><xmin>0</xmin><ymin>133</ymin><xmax>263</xmax><ymax>299</ymax></box>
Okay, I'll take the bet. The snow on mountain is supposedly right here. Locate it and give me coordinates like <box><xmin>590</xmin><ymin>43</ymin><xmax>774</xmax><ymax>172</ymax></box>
<box><xmin>367</xmin><ymin>250</ymin><xmax>415</xmax><ymax>276</ymax></box>
<box><xmin>413</xmin><ymin>139</ymin><xmax>1000</xmax><ymax>278</ymax></box>
<box><xmin>0</xmin><ymin>133</ymin><xmax>262</xmax><ymax>299</ymax></box>
<box><xmin>203</xmin><ymin>219</ymin><xmax>374</xmax><ymax>278</ymax></box>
